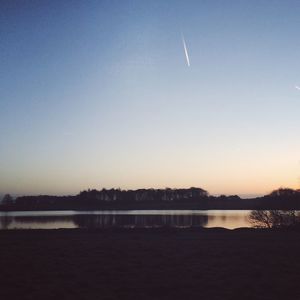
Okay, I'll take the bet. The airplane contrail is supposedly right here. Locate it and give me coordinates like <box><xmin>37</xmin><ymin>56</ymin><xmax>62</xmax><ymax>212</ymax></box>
<box><xmin>181</xmin><ymin>34</ymin><xmax>190</xmax><ymax>67</ymax></box>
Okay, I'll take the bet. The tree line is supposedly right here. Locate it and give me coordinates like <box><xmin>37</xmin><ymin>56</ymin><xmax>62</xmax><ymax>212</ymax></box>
<box><xmin>1</xmin><ymin>187</ymin><xmax>300</xmax><ymax>211</ymax></box>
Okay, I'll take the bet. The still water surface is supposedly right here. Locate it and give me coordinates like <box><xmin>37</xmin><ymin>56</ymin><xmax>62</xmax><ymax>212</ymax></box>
<box><xmin>0</xmin><ymin>210</ymin><xmax>252</xmax><ymax>230</ymax></box>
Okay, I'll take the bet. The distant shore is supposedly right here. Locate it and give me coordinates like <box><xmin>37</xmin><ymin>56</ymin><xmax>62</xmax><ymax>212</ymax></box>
<box><xmin>2</xmin><ymin>187</ymin><xmax>300</xmax><ymax>212</ymax></box>
<box><xmin>2</xmin><ymin>200</ymin><xmax>300</xmax><ymax>211</ymax></box>
<box><xmin>1</xmin><ymin>228</ymin><xmax>300</xmax><ymax>300</ymax></box>
<box><xmin>1</xmin><ymin>204</ymin><xmax>300</xmax><ymax>212</ymax></box>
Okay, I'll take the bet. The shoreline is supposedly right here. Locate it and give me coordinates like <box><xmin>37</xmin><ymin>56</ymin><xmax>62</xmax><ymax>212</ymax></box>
<box><xmin>1</xmin><ymin>207</ymin><xmax>300</xmax><ymax>212</ymax></box>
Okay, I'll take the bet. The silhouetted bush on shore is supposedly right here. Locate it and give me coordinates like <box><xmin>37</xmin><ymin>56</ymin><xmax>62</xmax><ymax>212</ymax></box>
<box><xmin>249</xmin><ymin>209</ymin><xmax>300</xmax><ymax>228</ymax></box>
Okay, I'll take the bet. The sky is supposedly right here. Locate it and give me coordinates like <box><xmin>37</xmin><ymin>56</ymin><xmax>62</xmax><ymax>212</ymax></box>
<box><xmin>1</xmin><ymin>0</ymin><xmax>300</xmax><ymax>197</ymax></box>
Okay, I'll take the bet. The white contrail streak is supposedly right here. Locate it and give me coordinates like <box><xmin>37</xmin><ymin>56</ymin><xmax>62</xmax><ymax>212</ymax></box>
<box><xmin>181</xmin><ymin>34</ymin><xmax>190</xmax><ymax>67</ymax></box>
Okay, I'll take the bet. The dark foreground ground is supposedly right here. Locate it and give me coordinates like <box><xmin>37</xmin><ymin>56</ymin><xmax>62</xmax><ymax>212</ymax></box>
<box><xmin>0</xmin><ymin>228</ymin><xmax>300</xmax><ymax>300</ymax></box>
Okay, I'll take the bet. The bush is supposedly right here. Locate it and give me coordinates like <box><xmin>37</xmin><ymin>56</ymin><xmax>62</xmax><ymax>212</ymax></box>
<box><xmin>249</xmin><ymin>210</ymin><xmax>299</xmax><ymax>228</ymax></box>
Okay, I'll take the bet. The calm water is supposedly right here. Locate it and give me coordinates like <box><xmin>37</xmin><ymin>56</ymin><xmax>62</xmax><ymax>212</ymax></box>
<box><xmin>0</xmin><ymin>210</ymin><xmax>252</xmax><ymax>230</ymax></box>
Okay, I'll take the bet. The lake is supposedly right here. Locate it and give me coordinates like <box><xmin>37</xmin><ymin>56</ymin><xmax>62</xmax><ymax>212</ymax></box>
<box><xmin>0</xmin><ymin>210</ymin><xmax>252</xmax><ymax>229</ymax></box>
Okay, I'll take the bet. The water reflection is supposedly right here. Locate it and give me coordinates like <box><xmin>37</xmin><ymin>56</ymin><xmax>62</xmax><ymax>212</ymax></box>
<box><xmin>0</xmin><ymin>216</ymin><xmax>76</xmax><ymax>230</ymax></box>
<box><xmin>73</xmin><ymin>214</ymin><xmax>209</xmax><ymax>228</ymax></box>
<box><xmin>0</xmin><ymin>214</ymin><xmax>13</xmax><ymax>229</ymax></box>
<box><xmin>0</xmin><ymin>210</ymin><xmax>251</xmax><ymax>230</ymax></box>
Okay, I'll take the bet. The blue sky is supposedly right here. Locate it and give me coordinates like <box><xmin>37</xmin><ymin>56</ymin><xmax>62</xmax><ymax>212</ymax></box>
<box><xmin>1</xmin><ymin>0</ymin><xmax>300</xmax><ymax>196</ymax></box>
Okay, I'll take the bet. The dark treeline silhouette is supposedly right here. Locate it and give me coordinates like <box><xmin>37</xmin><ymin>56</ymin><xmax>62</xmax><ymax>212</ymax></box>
<box><xmin>1</xmin><ymin>187</ymin><xmax>300</xmax><ymax>211</ymax></box>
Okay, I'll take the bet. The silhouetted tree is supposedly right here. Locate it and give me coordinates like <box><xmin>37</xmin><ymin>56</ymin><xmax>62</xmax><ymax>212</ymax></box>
<box><xmin>249</xmin><ymin>210</ymin><xmax>299</xmax><ymax>228</ymax></box>
<box><xmin>269</xmin><ymin>188</ymin><xmax>297</xmax><ymax>197</ymax></box>
<box><xmin>2</xmin><ymin>194</ymin><xmax>13</xmax><ymax>205</ymax></box>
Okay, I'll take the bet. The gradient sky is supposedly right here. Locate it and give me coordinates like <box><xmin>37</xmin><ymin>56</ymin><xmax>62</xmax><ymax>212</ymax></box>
<box><xmin>1</xmin><ymin>0</ymin><xmax>300</xmax><ymax>197</ymax></box>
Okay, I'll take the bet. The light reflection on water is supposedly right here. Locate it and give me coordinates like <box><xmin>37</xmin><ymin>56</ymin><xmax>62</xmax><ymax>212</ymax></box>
<box><xmin>0</xmin><ymin>210</ymin><xmax>251</xmax><ymax>230</ymax></box>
